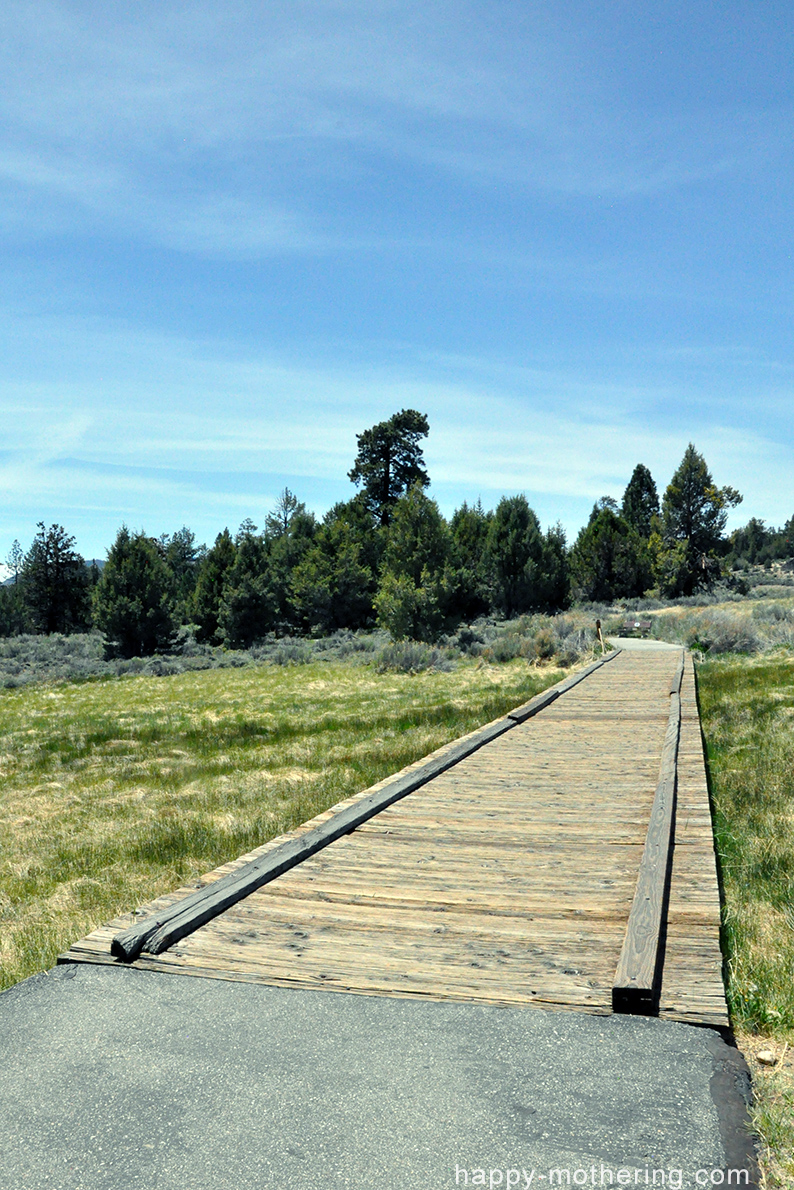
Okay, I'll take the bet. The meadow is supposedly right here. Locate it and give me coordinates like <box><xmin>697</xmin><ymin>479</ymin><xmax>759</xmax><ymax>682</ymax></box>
<box><xmin>696</xmin><ymin>654</ymin><xmax>794</xmax><ymax>1186</ymax></box>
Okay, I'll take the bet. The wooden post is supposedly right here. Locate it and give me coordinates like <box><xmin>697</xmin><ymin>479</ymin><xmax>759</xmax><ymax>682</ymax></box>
<box><xmin>595</xmin><ymin>619</ymin><xmax>605</xmax><ymax>654</ymax></box>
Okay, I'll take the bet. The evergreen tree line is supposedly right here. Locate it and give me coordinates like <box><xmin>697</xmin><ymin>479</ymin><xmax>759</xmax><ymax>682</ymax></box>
<box><xmin>1</xmin><ymin>416</ymin><xmax>785</xmax><ymax>657</ymax></box>
<box><xmin>725</xmin><ymin>515</ymin><xmax>794</xmax><ymax>570</ymax></box>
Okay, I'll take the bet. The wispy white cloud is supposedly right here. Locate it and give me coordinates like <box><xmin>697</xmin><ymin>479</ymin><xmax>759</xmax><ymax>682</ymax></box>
<box><xmin>1</xmin><ymin>4</ymin><xmax>792</xmax><ymax>555</ymax></box>
<box><xmin>0</xmin><ymin>1</ymin><xmax>784</xmax><ymax>259</ymax></box>
<box><xmin>1</xmin><ymin>313</ymin><xmax>791</xmax><ymax>554</ymax></box>
<box><xmin>140</xmin><ymin>193</ymin><xmax>328</xmax><ymax>257</ymax></box>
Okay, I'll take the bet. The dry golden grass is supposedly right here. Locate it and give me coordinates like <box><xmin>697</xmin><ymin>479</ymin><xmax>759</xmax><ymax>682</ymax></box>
<box><xmin>615</xmin><ymin>596</ymin><xmax>794</xmax><ymax>656</ymax></box>
<box><xmin>5</xmin><ymin>643</ymin><xmax>791</xmax><ymax>1178</ymax></box>
<box><xmin>736</xmin><ymin>1034</ymin><xmax>794</xmax><ymax>1188</ymax></box>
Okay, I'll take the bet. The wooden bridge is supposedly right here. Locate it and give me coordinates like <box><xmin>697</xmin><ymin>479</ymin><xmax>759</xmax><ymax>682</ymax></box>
<box><xmin>63</xmin><ymin>647</ymin><xmax>728</xmax><ymax>1029</ymax></box>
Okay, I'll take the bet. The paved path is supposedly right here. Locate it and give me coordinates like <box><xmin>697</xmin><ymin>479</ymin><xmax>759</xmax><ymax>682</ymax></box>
<box><xmin>1</xmin><ymin>963</ymin><xmax>756</xmax><ymax>1189</ymax></box>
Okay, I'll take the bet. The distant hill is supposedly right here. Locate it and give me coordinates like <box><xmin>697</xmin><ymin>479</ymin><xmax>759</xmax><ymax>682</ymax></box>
<box><xmin>1</xmin><ymin>559</ymin><xmax>105</xmax><ymax>586</ymax></box>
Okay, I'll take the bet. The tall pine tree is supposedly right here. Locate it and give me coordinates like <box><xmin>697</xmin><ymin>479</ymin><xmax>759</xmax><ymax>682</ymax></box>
<box><xmin>21</xmin><ymin>523</ymin><xmax>91</xmax><ymax>634</ymax></box>
<box><xmin>348</xmin><ymin>410</ymin><xmax>430</xmax><ymax>526</ymax></box>
<box><xmin>621</xmin><ymin>465</ymin><xmax>659</xmax><ymax>538</ymax></box>
<box><xmin>93</xmin><ymin>527</ymin><xmax>176</xmax><ymax>656</ymax></box>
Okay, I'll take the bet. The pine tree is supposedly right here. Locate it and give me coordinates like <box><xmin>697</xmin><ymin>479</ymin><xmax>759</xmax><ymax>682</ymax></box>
<box><xmin>485</xmin><ymin>496</ymin><xmax>546</xmax><ymax>617</ymax></box>
<box><xmin>374</xmin><ymin>483</ymin><xmax>450</xmax><ymax>640</ymax></box>
<box><xmin>621</xmin><ymin>465</ymin><xmax>659</xmax><ymax>538</ymax></box>
<box><xmin>5</xmin><ymin>540</ymin><xmax>24</xmax><ymax>583</ymax></box>
<box><xmin>659</xmin><ymin>444</ymin><xmax>742</xmax><ymax>595</ymax></box>
<box><xmin>348</xmin><ymin>410</ymin><xmax>430</xmax><ymax>526</ymax></box>
<box><xmin>264</xmin><ymin>489</ymin><xmax>317</xmax><ymax>626</ymax></box>
<box><xmin>160</xmin><ymin>527</ymin><xmax>204</xmax><ymax>622</ymax></box>
<box><xmin>290</xmin><ymin>497</ymin><xmax>379</xmax><ymax>634</ymax></box>
<box><xmin>20</xmin><ymin>523</ymin><xmax>91</xmax><ymax>634</ymax></box>
<box><xmin>217</xmin><ymin>525</ymin><xmax>276</xmax><ymax>648</ymax></box>
<box><xmin>448</xmin><ymin>500</ymin><xmax>492</xmax><ymax>620</ymax></box>
<box><xmin>93</xmin><ymin>527</ymin><xmax>176</xmax><ymax>656</ymax></box>
<box><xmin>570</xmin><ymin>509</ymin><xmax>651</xmax><ymax>602</ymax></box>
<box><xmin>192</xmin><ymin>529</ymin><xmax>236</xmax><ymax>643</ymax></box>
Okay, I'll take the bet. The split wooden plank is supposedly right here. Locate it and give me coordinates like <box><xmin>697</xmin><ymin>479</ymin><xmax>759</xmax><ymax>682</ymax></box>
<box><xmin>142</xmin><ymin>652</ymin><xmax>669</xmax><ymax>1005</ymax></box>
<box><xmin>659</xmin><ymin>653</ymin><xmax>728</xmax><ymax>1027</ymax></box>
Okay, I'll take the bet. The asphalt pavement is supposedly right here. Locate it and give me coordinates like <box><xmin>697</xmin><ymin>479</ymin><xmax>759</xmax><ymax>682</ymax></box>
<box><xmin>1</xmin><ymin>963</ymin><xmax>757</xmax><ymax>1190</ymax></box>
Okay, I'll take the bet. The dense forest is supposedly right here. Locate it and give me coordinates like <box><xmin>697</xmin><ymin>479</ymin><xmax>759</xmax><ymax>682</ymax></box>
<box><xmin>2</xmin><ymin>412</ymin><xmax>791</xmax><ymax>657</ymax></box>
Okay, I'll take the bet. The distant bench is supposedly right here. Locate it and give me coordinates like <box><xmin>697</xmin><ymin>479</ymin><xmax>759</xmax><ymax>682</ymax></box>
<box><xmin>621</xmin><ymin>619</ymin><xmax>652</xmax><ymax>637</ymax></box>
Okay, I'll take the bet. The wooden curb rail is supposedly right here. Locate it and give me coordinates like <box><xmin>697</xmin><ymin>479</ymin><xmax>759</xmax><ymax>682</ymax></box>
<box><xmin>612</xmin><ymin>649</ymin><xmax>685</xmax><ymax>1015</ymax></box>
<box><xmin>111</xmin><ymin>647</ymin><xmax>623</xmax><ymax>963</ymax></box>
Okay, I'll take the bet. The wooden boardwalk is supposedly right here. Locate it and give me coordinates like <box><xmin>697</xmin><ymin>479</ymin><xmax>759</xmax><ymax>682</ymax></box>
<box><xmin>64</xmin><ymin>649</ymin><xmax>728</xmax><ymax>1028</ymax></box>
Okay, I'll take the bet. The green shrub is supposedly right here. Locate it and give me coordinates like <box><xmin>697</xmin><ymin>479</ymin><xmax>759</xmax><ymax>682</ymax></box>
<box><xmin>376</xmin><ymin>641</ymin><xmax>451</xmax><ymax>673</ymax></box>
<box><xmin>489</xmin><ymin>634</ymin><xmax>522</xmax><ymax>662</ymax></box>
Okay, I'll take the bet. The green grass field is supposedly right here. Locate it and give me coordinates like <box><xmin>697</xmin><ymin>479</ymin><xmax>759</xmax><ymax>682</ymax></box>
<box><xmin>0</xmin><ymin>656</ymin><xmax>563</xmax><ymax>992</ymax></box>
<box><xmin>697</xmin><ymin>656</ymin><xmax>794</xmax><ymax>1186</ymax></box>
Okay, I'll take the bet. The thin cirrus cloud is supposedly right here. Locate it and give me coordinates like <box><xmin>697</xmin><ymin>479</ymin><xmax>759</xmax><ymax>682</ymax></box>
<box><xmin>0</xmin><ymin>148</ymin><xmax>327</xmax><ymax>256</ymax></box>
<box><xmin>0</xmin><ymin>1</ymin><xmax>781</xmax><ymax>259</ymax></box>
<box><xmin>144</xmin><ymin>194</ymin><xmax>328</xmax><ymax>258</ymax></box>
<box><xmin>1</xmin><ymin>312</ymin><xmax>789</xmax><ymax>556</ymax></box>
<box><xmin>3</xmin><ymin>385</ymin><xmax>786</xmax><ymax>557</ymax></box>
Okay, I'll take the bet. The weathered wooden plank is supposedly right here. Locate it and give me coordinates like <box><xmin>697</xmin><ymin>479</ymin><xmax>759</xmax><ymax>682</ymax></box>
<box><xmin>658</xmin><ymin>653</ymin><xmax>728</xmax><ymax>1026</ymax></box>
<box><xmin>111</xmin><ymin>652</ymin><xmax>628</xmax><ymax>963</ymax></box>
<box><xmin>111</xmin><ymin>714</ymin><xmax>523</xmax><ymax>961</ymax></box>
<box><xmin>668</xmin><ymin>651</ymin><xmax>685</xmax><ymax>696</ymax></box>
<box><xmin>61</xmin><ymin>646</ymin><xmax>727</xmax><ymax>1029</ymax></box>
<box><xmin>612</xmin><ymin>650</ymin><xmax>683</xmax><ymax>1014</ymax></box>
<box><xmin>112</xmin><ymin>653</ymin><xmax>624</xmax><ymax>962</ymax></box>
<box><xmin>506</xmin><ymin>647</ymin><xmax>622</xmax><ymax>722</ymax></box>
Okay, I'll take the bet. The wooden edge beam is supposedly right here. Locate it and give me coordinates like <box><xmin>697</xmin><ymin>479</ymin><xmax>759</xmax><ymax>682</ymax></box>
<box><xmin>612</xmin><ymin>650</ymin><xmax>684</xmax><ymax>1015</ymax></box>
<box><xmin>669</xmin><ymin>650</ymin><xmax>685</xmax><ymax>696</ymax></box>
<box><xmin>112</xmin><ymin>715</ymin><xmax>513</xmax><ymax>962</ymax></box>
<box><xmin>112</xmin><ymin>646</ymin><xmax>623</xmax><ymax>964</ymax></box>
<box><xmin>507</xmin><ymin>646</ymin><xmax>622</xmax><ymax>723</ymax></box>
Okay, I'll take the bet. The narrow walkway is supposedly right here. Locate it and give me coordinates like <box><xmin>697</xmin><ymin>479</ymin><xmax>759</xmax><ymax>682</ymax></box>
<box><xmin>65</xmin><ymin>650</ymin><xmax>727</xmax><ymax>1028</ymax></box>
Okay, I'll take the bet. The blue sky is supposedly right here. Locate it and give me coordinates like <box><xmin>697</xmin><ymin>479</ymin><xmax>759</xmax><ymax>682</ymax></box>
<box><xmin>2</xmin><ymin>1</ymin><xmax>793</xmax><ymax>562</ymax></box>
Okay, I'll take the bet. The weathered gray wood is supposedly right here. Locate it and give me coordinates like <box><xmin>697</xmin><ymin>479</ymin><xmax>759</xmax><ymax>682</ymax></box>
<box><xmin>612</xmin><ymin>652</ymin><xmax>683</xmax><ymax>1015</ymax></box>
<box><xmin>64</xmin><ymin>650</ymin><xmax>729</xmax><ymax>1027</ymax></box>
<box><xmin>112</xmin><ymin>650</ymin><xmax>622</xmax><ymax>962</ymax></box>
<box><xmin>669</xmin><ymin>651</ymin><xmax>684</xmax><ymax>696</ymax></box>
<box><xmin>112</xmin><ymin>715</ymin><xmax>518</xmax><ymax>961</ymax></box>
<box><xmin>507</xmin><ymin>647</ymin><xmax>622</xmax><ymax>723</ymax></box>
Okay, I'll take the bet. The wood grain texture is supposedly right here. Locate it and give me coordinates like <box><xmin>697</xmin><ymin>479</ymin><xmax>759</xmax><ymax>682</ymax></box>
<box><xmin>506</xmin><ymin>647</ymin><xmax>621</xmax><ymax>722</ymax></box>
<box><xmin>658</xmin><ymin>653</ymin><xmax>727</xmax><ymax>1026</ymax></box>
<box><xmin>112</xmin><ymin>650</ymin><xmax>622</xmax><ymax>961</ymax></box>
<box><xmin>64</xmin><ymin>648</ymin><xmax>728</xmax><ymax>1028</ymax></box>
<box><xmin>110</xmin><ymin>713</ymin><xmax>516</xmax><ymax>960</ymax></box>
<box><xmin>612</xmin><ymin>650</ymin><xmax>683</xmax><ymax>1014</ymax></box>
